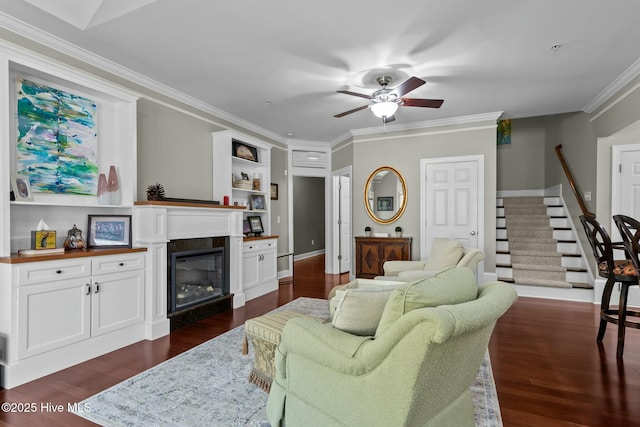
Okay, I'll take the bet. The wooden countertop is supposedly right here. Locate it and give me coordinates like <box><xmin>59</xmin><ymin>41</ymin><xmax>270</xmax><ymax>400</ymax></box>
<box><xmin>134</xmin><ymin>200</ymin><xmax>246</xmax><ymax>209</ymax></box>
<box><xmin>0</xmin><ymin>247</ymin><xmax>147</xmax><ymax>264</ymax></box>
<box><xmin>243</xmin><ymin>235</ymin><xmax>278</xmax><ymax>242</ymax></box>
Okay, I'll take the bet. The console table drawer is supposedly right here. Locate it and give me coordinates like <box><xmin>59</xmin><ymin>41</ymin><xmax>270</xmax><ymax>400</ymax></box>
<box><xmin>17</xmin><ymin>259</ymin><xmax>92</xmax><ymax>286</ymax></box>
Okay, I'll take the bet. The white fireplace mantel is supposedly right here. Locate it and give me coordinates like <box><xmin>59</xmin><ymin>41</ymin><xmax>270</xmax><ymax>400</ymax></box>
<box><xmin>133</xmin><ymin>201</ymin><xmax>245</xmax><ymax>340</ymax></box>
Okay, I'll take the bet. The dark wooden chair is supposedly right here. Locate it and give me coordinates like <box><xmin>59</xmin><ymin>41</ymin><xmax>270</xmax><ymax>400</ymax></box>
<box><xmin>608</xmin><ymin>215</ymin><xmax>640</xmax><ymax>357</ymax></box>
<box><xmin>580</xmin><ymin>215</ymin><xmax>638</xmax><ymax>358</ymax></box>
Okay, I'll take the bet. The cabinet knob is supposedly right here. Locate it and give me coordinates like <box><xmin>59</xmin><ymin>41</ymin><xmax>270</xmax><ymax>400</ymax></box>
<box><xmin>56</xmin><ymin>270</ymin><xmax>62</xmax><ymax>274</ymax></box>
<box><xmin>119</xmin><ymin>262</ymin><xmax>124</xmax><ymax>267</ymax></box>
<box><xmin>94</xmin><ymin>282</ymin><xmax>100</xmax><ymax>293</ymax></box>
<box><xmin>86</xmin><ymin>284</ymin><xmax>91</xmax><ymax>295</ymax></box>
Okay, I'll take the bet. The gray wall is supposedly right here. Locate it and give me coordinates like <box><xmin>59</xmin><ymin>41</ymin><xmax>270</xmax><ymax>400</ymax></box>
<box><xmin>592</xmin><ymin>73</ymin><xmax>640</xmax><ymax>224</ymax></box>
<box><xmin>293</xmin><ymin>176</ymin><xmax>325</xmax><ymax>255</ymax></box>
<box><xmin>352</xmin><ymin>121</ymin><xmax>498</xmax><ymax>270</ymax></box>
<box><xmin>497</xmin><ymin>117</ymin><xmax>546</xmax><ymax>191</ymax></box>
<box><xmin>137</xmin><ymin>99</ymin><xmax>224</xmax><ymax>200</ymax></box>
<box><xmin>332</xmin><ymin>141</ymin><xmax>353</xmax><ymax>171</ymax></box>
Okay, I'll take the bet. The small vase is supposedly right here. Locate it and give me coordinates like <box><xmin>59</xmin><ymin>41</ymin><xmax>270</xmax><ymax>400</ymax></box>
<box><xmin>107</xmin><ymin>165</ymin><xmax>121</xmax><ymax>205</ymax></box>
<box><xmin>97</xmin><ymin>173</ymin><xmax>109</xmax><ymax>205</ymax></box>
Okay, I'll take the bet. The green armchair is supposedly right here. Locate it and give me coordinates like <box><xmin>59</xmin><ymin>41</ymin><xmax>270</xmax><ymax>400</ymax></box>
<box><xmin>266</xmin><ymin>279</ymin><xmax>517</xmax><ymax>427</ymax></box>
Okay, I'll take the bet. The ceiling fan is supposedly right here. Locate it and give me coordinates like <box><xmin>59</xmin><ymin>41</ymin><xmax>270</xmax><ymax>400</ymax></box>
<box><xmin>333</xmin><ymin>75</ymin><xmax>443</xmax><ymax>122</ymax></box>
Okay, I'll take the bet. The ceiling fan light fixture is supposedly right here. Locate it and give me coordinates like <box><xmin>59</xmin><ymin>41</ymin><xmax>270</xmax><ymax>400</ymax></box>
<box><xmin>371</xmin><ymin>101</ymin><xmax>398</xmax><ymax>119</ymax></box>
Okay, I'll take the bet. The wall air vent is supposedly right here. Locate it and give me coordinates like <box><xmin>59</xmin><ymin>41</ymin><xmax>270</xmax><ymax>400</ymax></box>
<box><xmin>292</xmin><ymin>150</ymin><xmax>327</xmax><ymax>169</ymax></box>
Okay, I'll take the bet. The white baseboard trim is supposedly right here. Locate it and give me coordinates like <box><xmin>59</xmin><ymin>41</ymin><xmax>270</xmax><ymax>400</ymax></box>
<box><xmin>511</xmin><ymin>283</ymin><xmax>594</xmax><ymax>303</ymax></box>
<box><xmin>277</xmin><ymin>269</ymin><xmax>292</xmax><ymax>279</ymax></box>
<box><xmin>294</xmin><ymin>249</ymin><xmax>325</xmax><ymax>261</ymax></box>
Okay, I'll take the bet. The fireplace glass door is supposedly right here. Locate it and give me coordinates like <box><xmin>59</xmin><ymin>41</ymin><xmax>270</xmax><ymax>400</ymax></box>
<box><xmin>170</xmin><ymin>248</ymin><xmax>225</xmax><ymax>312</ymax></box>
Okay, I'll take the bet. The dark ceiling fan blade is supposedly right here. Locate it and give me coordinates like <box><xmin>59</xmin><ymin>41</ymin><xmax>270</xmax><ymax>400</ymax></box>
<box><xmin>401</xmin><ymin>98</ymin><xmax>444</xmax><ymax>108</ymax></box>
<box><xmin>390</xmin><ymin>76</ymin><xmax>426</xmax><ymax>97</ymax></box>
<box><xmin>333</xmin><ymin>104</ymin><xmax>369</xmax><ymax>118</ymax></box>
<box><xmin>336</xmin><ymin>90</ymin><xmax>372</xmax><ymax>100</ymax></box>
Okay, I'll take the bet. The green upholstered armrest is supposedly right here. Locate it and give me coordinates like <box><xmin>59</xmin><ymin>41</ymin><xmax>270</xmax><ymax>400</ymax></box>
<box><xmin>458</xmin><ymin>248</ymin><xmax>485</xmax><ymax>270</ymax></box>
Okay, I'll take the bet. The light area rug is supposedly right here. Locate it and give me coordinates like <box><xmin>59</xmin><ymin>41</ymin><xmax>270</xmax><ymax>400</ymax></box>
<box><xmin>74</xmin><ymin>297</ymin><xmax>502</xmax><ymax>426</ymax></box>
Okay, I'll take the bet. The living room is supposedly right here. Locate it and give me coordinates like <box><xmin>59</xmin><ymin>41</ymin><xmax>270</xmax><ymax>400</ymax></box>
<box><xmin>1</xmin><ymin>1</ymin><xmax>640</xmax><ymax>425</ymax></box>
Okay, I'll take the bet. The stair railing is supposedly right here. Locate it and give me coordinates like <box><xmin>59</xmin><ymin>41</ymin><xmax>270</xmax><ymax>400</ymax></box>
<box><xmin>555</xmin><ymin>144</ymin><xmax>595</xmax><ymax>218</ymax></box>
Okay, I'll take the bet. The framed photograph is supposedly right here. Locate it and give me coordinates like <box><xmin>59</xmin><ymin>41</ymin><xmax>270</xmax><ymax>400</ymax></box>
<box><xmin>270</xmin><ymin>183</ymin><xmax>278</xmax><ymax>200</ymax></box>
<box><xmin>250</xmin><ymin>194</ymin><xmax>266</xmax><ymax>210</ymax></box>
<box><xmin>11</xmin><ymin>174</ymin><xmax>33</xmax><ymax>201</ymax></box>
<box><xmin>377</xmin><ymin>196</ymin><xmax>394</xmax><ymax>212</ymax></box>
<box><xmin>242</xmin><ymin>219</ymin><xmax>251</xmax><ymax>236</ymax></box>
<box><xmin>247</xmin><ymin>215</ymin><xmax>264</xmax><ymax>234</ymax></box>
<box><xmin>232</xmin><ymin>140</ymin><xmax>258</xmax><ymax>162</ymax></box>
<box><xmin>87</xmin><ymin>215</ymin><xmax>132</xmax><ymax>248</ymax></box>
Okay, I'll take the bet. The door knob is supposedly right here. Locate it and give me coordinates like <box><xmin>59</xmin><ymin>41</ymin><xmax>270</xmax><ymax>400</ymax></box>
<box><xmin>470</xmin><ymin>231</ymin><xmax>476</xmax><ymax>235</ymax></box>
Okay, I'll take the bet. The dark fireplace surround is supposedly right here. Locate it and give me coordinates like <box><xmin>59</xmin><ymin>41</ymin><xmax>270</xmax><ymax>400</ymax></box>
<box><xmin>167</xmin><ymin>236</ymin><xmax>233</xmax><ymax>330</ymax></box>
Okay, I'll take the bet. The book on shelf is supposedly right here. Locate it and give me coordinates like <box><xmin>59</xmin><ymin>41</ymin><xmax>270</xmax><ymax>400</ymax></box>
<box><xmin>18</xmin><ymin>247</ymin><xmax>65</xmax><ymax>255</ymax></box>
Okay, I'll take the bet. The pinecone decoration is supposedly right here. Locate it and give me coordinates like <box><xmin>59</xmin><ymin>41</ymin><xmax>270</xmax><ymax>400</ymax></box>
<box><xmin>146</xmin><ymin>183</ymin><xmax>166</xmax><ymax>201</ymax></box>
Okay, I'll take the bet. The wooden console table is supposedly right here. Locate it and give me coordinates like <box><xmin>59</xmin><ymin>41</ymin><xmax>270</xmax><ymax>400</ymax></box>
<box><xmin>355</xmin><ymin>236</ymin><xmax>412</xmax><ymax>278</ymax></box>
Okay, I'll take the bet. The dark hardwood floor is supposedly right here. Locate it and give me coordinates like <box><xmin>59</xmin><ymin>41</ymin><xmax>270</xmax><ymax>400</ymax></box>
<box><xmin>1</xmin><ymin>255</ymin><xmax>639</xmax><ymax>426</ymax></box>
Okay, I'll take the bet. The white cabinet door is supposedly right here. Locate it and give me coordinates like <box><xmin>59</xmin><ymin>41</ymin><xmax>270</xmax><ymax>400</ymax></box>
<box><xmin>242</xmin><ymin>243</ymin><xmax>261</xmax><ymax>290</ymax></box>
<box><xmin>18</xmin><ymin>278</ymin><xmax>91</xmax><ymax>358</ymax></box>
<box><xmin>91</xmin><ymin>269</ymin><xmax>144</xmax><ymax>337</ymax></box>
<box><xmin>260</xmin><ymin>240</ymin><xmax>277</xmax><ymax>284</ymax></box>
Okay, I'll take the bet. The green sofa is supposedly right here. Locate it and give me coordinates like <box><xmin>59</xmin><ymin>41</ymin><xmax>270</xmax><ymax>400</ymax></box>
<box><xmin>266</xmin><ymin>269</ymin><xmax>517</xmax><ymax>427</ymax></box>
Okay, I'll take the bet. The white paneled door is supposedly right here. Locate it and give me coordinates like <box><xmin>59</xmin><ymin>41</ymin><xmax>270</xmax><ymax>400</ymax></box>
<box><xmin>618</xmin><ymin>148</ymin><xmax>640</xmax><ymax>219</ymax></box>
<box><xmin>422</xmin><ymin>156</ymin><xmax>481</xmax><ymax>258</ymax></box>
<box><xmin>339</xmin><ymin>175</ymin><xmax>351</xmax><ymax>274</ymax></box>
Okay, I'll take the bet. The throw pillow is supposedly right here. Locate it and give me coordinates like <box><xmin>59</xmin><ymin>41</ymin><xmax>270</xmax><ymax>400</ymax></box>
<box><xmin>375</xmin><ymin>267</ymin><xmax>478</xmax><ymax>337</ymax></box>
<box><xmin>328</xmin><ymin>279</ymin><xmax>360</xmax><ymax>316</ymax></box>
<box><xmin>423</xmin><ymin>238</ymin><xmax>464</xmax><ymax>270</ymax></box>
<box><xmin>332</xmin><ymin>285</ymin><xmax>405</xmax><ymax>336</ymax></box>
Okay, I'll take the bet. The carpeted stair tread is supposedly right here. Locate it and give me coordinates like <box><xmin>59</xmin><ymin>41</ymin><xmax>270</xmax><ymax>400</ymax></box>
<box><xmin>505</xmin><ymin>220</ymin><xmax>551</xmax><ymax>227</ymax></box>
<box><xmin>512</xmin><ymin>263</ymin><xmax>567</xmax><ymax>272</ymax></box>
<box><xmin>511</xmin><ymin>255</ymin><xmax>564</xmax><ymax>266</ymax></box>
<box><xmin>504</xmin><ymin>207</ymin><xmax>548</xmax><ymax>215</ymax></box>
<box><xmin>509</xmin><ymin>250</ymin><xmax>562</xmax><ymax>257</ymax></box>
<box><xmin>506</xmin><ymin>226</ymin><xmax>553</xmax><ymax>232</ymax></box>
<box><xmin>513</xmin><ymin>277</ymin><xmax>573</xmax><ymax>288</ymax></box>
<box><xmin>507</xmin><ymin>230</ymin><xmax>554</xmax><ymax>239</ymax></box>
<box><xmin>507</xmin><ymin>237</ymin><xmax>557</xmax><ymax>243</ymax></box>
<box><xmin>502</xmin><ymin>196</ymin><xmax>544</xmax><ymax>204</ymax></box>
<box><xmin>508</xmin><ymin>242</ymin><xmax>559</xmax><ymax>252</ymax></box>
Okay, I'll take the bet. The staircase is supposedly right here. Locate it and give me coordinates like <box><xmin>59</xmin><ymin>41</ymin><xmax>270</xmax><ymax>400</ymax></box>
<box><xmin>497</xmin><ymin>195</ymin><xmax>593</xmax><ymax>301</ymax></box>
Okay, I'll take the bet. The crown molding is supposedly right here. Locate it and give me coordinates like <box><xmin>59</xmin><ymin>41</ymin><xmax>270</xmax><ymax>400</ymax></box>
<box><xmin>0</xmin><ymin>11</ymin><xmax>287</xmax><ymax>145</ymax></box>
<box><xmin>583</xmin><ymin>56</ymin><xmax>640</xmax><ymax>114</ymax></box>
<box><xmin>343</xmin><ymin>111</ymin><xmax>504</xmax><ymax>142</ymax></box>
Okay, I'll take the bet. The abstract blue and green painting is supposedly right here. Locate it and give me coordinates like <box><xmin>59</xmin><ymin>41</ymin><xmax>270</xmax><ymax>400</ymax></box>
<box><xmin>16</xmin><ymin>78</ymin><xmax>98</xmax><ymax>195</ymax></box>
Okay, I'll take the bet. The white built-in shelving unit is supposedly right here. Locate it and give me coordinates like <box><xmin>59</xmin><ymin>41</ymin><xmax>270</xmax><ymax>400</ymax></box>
<box><xmin>212</xmin><ymin>130</ymin><xmax>278</xmax><ymax>300</ymax></box>
<box><xmin>0</xmin><ymin>44</ymin><xmax>138</xmax><ymax>255</ymax></box>
<box><xmin>0</xmin><ymin>43</ymin><xmax>142</xmax><ymax>389</ymax></box>
<box><xmin>212</xmin><ymin>130</ymin><xmax>272</xmax><ymax>235</ymax></box>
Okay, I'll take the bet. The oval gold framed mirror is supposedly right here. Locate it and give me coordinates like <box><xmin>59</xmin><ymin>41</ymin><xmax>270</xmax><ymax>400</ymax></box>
<box><xmin>364</xmin><ymin>166</ymin><xmax>408</xmax><ymax>224</ymax></box>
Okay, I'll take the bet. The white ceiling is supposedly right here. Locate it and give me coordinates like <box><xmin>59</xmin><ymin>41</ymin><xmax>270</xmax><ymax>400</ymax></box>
<box><xmin>1</xmin><ymin>0</ymin><xmax>640</xmax><ymax>144</ymax></box>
